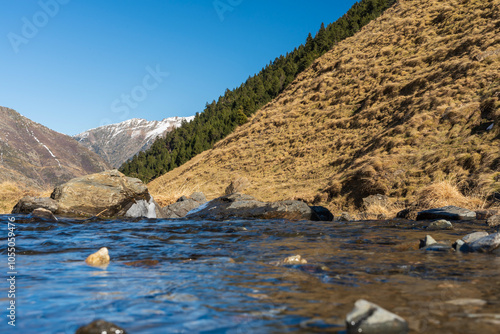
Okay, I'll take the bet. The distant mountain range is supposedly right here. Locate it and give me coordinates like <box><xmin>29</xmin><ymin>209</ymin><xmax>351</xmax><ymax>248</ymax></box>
<box><xmin>0</xmin><ymin>106</ymin><xmax>109</xmax><ymax>189</ymax></box>
<box><xmin>74</xmin><ymin>117</ymin><xmax>194</xmax><ymax>168</ymax></box>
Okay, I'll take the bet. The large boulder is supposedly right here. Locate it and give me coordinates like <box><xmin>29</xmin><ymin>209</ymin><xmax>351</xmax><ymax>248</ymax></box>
<box><xmin>416</xmin><ymin>205</ymin><xmax>476</xmax><ymax>221</ymax></box>
<box><xmin>162</xmin><ymin>192</ymin><xmax>207</xmax><ymax>218</ymax></box>
<box><xmin>185</xmin><ymin>193</ymin><xmax>329</xmax><ymax>221</ymax></box>
<box><xmin>12</xmin><ymin>170</ymin><xmax>163</xmax><ymax>219</ymax></box>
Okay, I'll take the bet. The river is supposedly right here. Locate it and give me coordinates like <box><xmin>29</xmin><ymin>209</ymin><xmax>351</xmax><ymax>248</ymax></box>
<box><xmin>1</xmin><ymin>215</ymin><xmax>499</xmax><ymax>333</ymax></box>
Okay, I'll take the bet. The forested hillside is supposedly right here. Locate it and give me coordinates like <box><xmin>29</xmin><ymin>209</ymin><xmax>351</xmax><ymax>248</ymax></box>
<box><xmin>120</xmin><ymin>0</ymin><xmax>397</xmax><ymax>182</ymax></box>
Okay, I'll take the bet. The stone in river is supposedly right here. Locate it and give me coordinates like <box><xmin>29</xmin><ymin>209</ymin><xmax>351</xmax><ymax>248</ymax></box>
<box><xmin>427</xmin><ymin>219</ymin><xmax>453</xmax><ymax>230</ymax></box>
<box><xmin>346</xmin><ymin>299</ymin><xmax>409</xmax><ymax>334</ymax></box>
<box><xmin>419</xmin><ymin>235</ymin><xmax>437</xmax><ymax>248</ymax></box>
<box><xmin>31</xmin><ymin>208</ymin><xmax>58</xmax><ymax>221</ymax></box>
<box><xmin>85</xmin><ymin>247</ymin><xmax>110</xmax><ymax>267</ymax></box>
<box><xmin>283</xmin><ymin>255</ymin><xmax>308</xmax><ymax>265</ymax></box>
<box><xmin>416</xmin><ymin>206</ymin><xmax>476</xmax><ymax>221</ymax></box>
<box><xmin>162</xmin><ymin>192</ymin><xmax>207</xmax><ymax>218</ymax></box>
<box><xmin>468</xmin><ymin>232</ymin><xmax>500</xmax><ymax>254</ymax></box>
<box><xmin>75</xmin><ymin>319</ymin><xmax>127</xmax><ymax>334</ymax></box>
<box><xmin>12</xmin><ymin>196</ymin><xmax>58</xmax><ymax>214</ymax></box>
<box><xmin>462</xmin><ymin>232</ymin><xmax>489</xmax><ymax>244</ymax></box>
<box><xmin>487</xmin><ymin>215</ymin><xmax>500</xmax><ymax>227</ymax></box>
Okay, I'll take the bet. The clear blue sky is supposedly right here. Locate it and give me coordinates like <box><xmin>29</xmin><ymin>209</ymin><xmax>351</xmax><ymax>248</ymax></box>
<box><xmin>1</xmin><ymin>0</ymin><xmax>357</xmax><ymax>135</ymax></box>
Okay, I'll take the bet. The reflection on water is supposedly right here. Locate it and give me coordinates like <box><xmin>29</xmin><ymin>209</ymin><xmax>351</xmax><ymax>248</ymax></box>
<box><xmin>1</xmin><ymin>215</ymin><xmax>499</xmax><ymax>333</ymax></box>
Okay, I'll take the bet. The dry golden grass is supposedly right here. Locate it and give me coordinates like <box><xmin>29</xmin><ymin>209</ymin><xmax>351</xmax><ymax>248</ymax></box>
<box><xmin>149</xmin><ymin>0</ymin><xmax>500</xmax><ymax>216</ymax></box>
<box><xmin>0</xmin><ymin>182</ymin><xmax>51</xmax><ymax>214</ymax></box>
<box><xmin>415</xmin><ymin>180</ymin><xmax>486</xmax><ymax>210</ymax></box>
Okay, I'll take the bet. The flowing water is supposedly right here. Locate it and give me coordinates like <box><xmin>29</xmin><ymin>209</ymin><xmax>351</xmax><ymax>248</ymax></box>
<box><xmin>1</xmin><ymin>215</ymin><xmax>500</xmax><ymax>333</ymax></box>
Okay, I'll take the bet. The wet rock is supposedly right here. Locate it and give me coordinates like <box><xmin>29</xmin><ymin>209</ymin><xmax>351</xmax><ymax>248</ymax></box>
<box><xmin>427</xmin><ymin>219</ymin><xmax>453</xmax><ymax>230</ymax></box>
<box><xmin>338</xmin><ymin>212</ymin><xmax>353</xmax><ymax>221</ymax></box>
<box><xmin>185</xmin><ymin>193</ymin><xmax>323</xmax><ymax>221</ymax></box>
<box><xmin>396</xmin><ymin>207</ymin><xmax>419</xmax><ymax>220</ymax></box>
<box><xmin>416</xmin><ymin>206</ymin><xmax>476</xmax><ymax>221</ymax></box>
<box><xmin>468</xmin><ymin>232</ymin><xmax>500</xmax><ymax>253</ymax></box>
<box><xmin>283</xmin><ymin>255</ymin><xmax>308</xmax><ymax>265</ymax></box>
<box><xmin>162</xmin><ymin>192</ymin><xmax>207</xmax><ymax>218</ymax></box>
<box><xmin>487</xmin><ymin>215</ymin><xmax>500</xmax><ymax>227</ymax></box>
<box><xmin>85</xmin><ymin>247</ymin><xmax>110</xmax><ymax>267</ymax></box>
<box><xmin>462</xmin><ymin>232</ymin><xmax>489</xmax><ymax>244</ymax></box>
<box><xmin>425</xmin><ymin>243</ymin><xmax>453</xmax><ymax>252</ymax></box>
<box><xmin>346</xmin><ymin>299</ymin><xmax>408</xmax><ymax>334</ymax></box>
<box><xmin>419</xmin><ymin>235</ymin><xmax>437</xmax><ymax>248</ymax></box>
<box><xmin>311</xmin><ymin>206</ymin><xmax>334</xmax><ymax>221</ymax></box>
<box><xmin>453</xmin><ymin>239</ymin><xmax>466</xmax><ymax>251</ymax></box>
<box><xmin>75</xmin><ymin>319</ymin><xmax>127</xmax><ymax>334</ymax></box>
<box><xmin>224</xmin><ymin>177</ymin><xmax>250</xmax><ymax>195</ymax></box>
<box><xmin>12</xmin><ymin>196</ymin><xmax>58</xmax><ymax>214</ymax></box>
<box><xmin>31</xmin><ymin>208</ymin><xmax>58</xmax><ymax>221</ymax></box>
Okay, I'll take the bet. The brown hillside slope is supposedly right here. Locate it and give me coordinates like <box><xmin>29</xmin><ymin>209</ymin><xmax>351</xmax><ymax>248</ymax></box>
<box><xmin>150</xmin><ymin>0</ymin><xmax>500</xmax><ymax>212</ymax></box>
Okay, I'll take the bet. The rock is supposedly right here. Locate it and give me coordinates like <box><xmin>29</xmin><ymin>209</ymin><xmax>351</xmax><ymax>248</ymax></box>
<box><xmin>427</xmin><ymin>219</ymin><xmax>453</xmax><ymax>230</ymax></box>
<box><xmin>476</xmin><ymin>209</ymin><xmax>498</xmax><ymax>220</ymax></box>
<box><xmin>453</xmin><ymin>239</ymin><xmax>465</xmax><ymax>251</ymax></box>
<box><xmin>396</xmin><ymin>207</ymin><xmax>418</xmax><ymax>220</ymax></box>
<box><xmin>416</xmin><ymin>206</ymin><xmax>476</xmax><ymax>221</ymax></box>
<box><xmin>362</xmin><ymin>194</ymin><xmax>389</xmax><ymax>210</ymax></box>
<box><xmin>468</xmin><ymin>232</ymin><xmax>500</xmax><ymax>253</ymax></box>
<box><xmin>310</xmin><ymin>206</ymin><xmax>334</xmax><ymax>221</ymax></box>
<box><xmin>50</xmin><ymin>170</ymin><xmax>162</xmax><ymax>218</ymax></box>
<box><xmin>162</xmin><ymin>192</ymin><xmax>207</xmax><ymax>219</ymax></box>
<box><xmin>75</xmin><ymin>319</ymin><xmax>127</xmax><ymax>334</ymax></box>
<box><xmin>283</xmin><ymin>255</ymin><xmax>308</xmax><ymax>265</ymax></box>
<box><xmin>31</xmin><ymin>208</ymin><xmax>58</xmax><ymax>221</ymax></box>
<box><xmin>425</xmin><ymin>243</ymin><xmax>453</xmax><ymax>252</ymax></box>
<box><xmin>85</xmin><ymin>247</ymin><xmax>110</xmax><ymax>267</ymax></box>
<box><xmin>338</xmin><ymin>212</ymin><xmax>353</xmax><ymax>221</ymax></box>
<box><xmin>346</xmin><ymin>299</ymin><xmax>409</xmax><ymax>334</ymax></box>
<box><xmin>420</xmin><ymin>235</ymin><xmax>437</xmax><ymax>248</ymax></box>
<box><xmin>185</xmin><ymin>193</ymin><xmax>322</xmax><ymax>221</ymax></box>
<box><xmin>11</xmin><ymin>196</ymin><xmax>58</xmax><ymax>214</ymax></box>
<box><xmin>224</xmin><ymin>177</ymin><xmax>250</xmax><ymax>195</ymax></box>
<box><xmin>462</xmin><ymin>232</ymin><xmax>489</xmax><ymax>244</ymax></box>
<box><xmin>487</xmin><ymin>215</ymin><xmax>500</xmax><ymax>227</ymax></box>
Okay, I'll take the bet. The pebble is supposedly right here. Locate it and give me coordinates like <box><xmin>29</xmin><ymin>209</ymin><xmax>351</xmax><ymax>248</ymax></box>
<box><xmin>346</xmin><ymin>299</ymin><xmax>408</xmax><ymax>334</ymax></box>
<box><xmin>427</xmin><ymin>219</ymin><xmax>453</xmax><ymax>230</ymax></box>
<box><xmin>85</xmin><ymin>247</ymin><xmax>110</xmax><ymax>267</ymax></box>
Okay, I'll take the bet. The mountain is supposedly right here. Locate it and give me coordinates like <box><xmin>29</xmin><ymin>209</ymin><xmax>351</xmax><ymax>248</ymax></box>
<box><xmin>148</xmin><ymin>0</ymin><xmax>500</xmax><ymax>211</ymax></box>
<box><xmin>0</xmin><ymin>106</ymin><xmax>109</xmax><ymax>190</ymax></box>
<box><xmin>120</xmin><ymin>0</ymin><xmax>397</xmax><ymax>183</ymax></box>
<box><xmin>74</xmin><ymin>117</ymin><xmax>194</xmax><ymax>168</ymax></box>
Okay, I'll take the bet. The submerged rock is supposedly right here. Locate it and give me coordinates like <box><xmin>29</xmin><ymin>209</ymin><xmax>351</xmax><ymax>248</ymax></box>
<box><xmin>162</xmin><ymin>192</ymin><xmax>207</xmax><ymax>218</ymax></box>
<box><xmin>428</xmin><ymin>219</ymin><xmax>453</xmax><ymax>230</ymax></box>
<box><xmin>185</xmin><ymin>193</ymin><xmax>330</xmax><ymax>221</ymax></box>
<box><xmin>12</xmin><ymin>170</ymin><xmax>163</xmax><ymax>219</ymax></box>
<box><xmin>346</xmin><ymin>299</ymin><xmax>408</xmax><ymax>334</ymax></box>
<box><xmin>75</xmin><ymin>319</ymin><xmax>127</xmax><ymax>334</ymax></box>
<box><xmin>416</xmin><ymin>206</ymin><xmax>476</xmax><ymax>221</ymax></box>
<box><xmin>85</xmin><ymin>247</ymin><xmax>110</xmax><ymax>267</ymax></box>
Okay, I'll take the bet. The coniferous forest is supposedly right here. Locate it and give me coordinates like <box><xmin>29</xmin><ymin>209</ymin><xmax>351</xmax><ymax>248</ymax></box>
<box><xmin>120</xmin><ymin>0</ymin><xmax>397</xmax><ymax>182</ymax></box>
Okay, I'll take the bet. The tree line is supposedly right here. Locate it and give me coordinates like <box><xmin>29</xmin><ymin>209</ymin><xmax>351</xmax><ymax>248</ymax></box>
<box><xmin>120</xmin><ymin>0</ymin><xmax>397</xmax><ymax>182</ymax></box>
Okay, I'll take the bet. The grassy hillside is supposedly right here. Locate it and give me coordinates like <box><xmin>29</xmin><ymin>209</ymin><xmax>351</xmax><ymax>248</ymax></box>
<box><xmin>120</xmin><ymin>0</ymin><xmax>397</xmax><ymax>183</ymax></box>
<box><xmin>149</xmin><ymin>0</ymin><xmax>500</xmax><ymax>213</ymax></box>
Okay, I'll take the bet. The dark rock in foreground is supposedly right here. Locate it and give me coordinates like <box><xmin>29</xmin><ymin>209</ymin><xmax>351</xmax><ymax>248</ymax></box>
<box><xmin>185</xmin><ymin>193</ymin><xmax>331</xmax><ymax>221</ymax></box>
<box><xmin>12</xmin><ymin>170</ymin><xmax>163</xmax><ymax>219</ymax></box>
<box><xmin>162</xmin><ymin>192</ymin><xmax>207</xmax><ymax>218</ymax></box>
<box><xmin>346</xmin><ymin>299</ymin><xmax>408</xmax><ymax>334</ymax></box>
<box><xmin>75</xmin><ymin>319</ymin><xmax>127</xmax><ymax>334</ymax></box>
<box><xmin>416</xmin><ymin>206</ymin><xmax>476</xmax><ymax>221</ymax></box>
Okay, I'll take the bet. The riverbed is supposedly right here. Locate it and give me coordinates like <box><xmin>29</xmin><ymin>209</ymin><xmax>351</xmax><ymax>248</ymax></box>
<box><xmin>1</xmin><ymin>215</ymin><xmax>499</xmax><ymax>333</ymax></box>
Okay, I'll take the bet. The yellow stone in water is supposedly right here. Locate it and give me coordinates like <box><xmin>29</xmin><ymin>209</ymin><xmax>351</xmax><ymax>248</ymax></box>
<box><xmin>85</xmin><ymin>247</ymin><xmax>110</xmax><ymax>266</ymax></box>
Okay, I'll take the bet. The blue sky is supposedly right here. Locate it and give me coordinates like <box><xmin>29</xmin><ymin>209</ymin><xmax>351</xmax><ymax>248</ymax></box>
<box><xmin>1</xmin><ymin>0</ymin><xmax>357</xmax><ymax>135</ymax></box>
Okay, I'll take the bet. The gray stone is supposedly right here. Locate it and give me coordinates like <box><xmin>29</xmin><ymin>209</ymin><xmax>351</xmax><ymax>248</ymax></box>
<box><xmin>31</xmin><ymin>208</ymin><xmax>58</xmax><ymax>221</ymax></box>
<box><xmin>468</xmin><ymin>232</ymin><xmax>500</xmax><ymax>253</ymax></box>
<box><xmin>362</xmin><ymin>194</ymin><xmax>389</xmax><ymax>210</ymax></box>
<box><xmin>75</xmin><ymin>319</ymin><xmax>127</xmax><ymax>334</ymax></box>
<box><xmin>417</xmin><ymin>206</ymin><xmax>476</xmax><ymax>221</ymax></box>
<box><xmin>476</xmin><ymin>210</ymin><xmax>498</xmax><ymax>220</ymax></box>
<box><xmin>186</xmin><ymin>193</ymin><xmax>322</xmax><ymax>221</ymax></box>
<box><xmin>162</xmin><ymin>192</ymin><xmax>207</xmax><ymax>218</ymax></box>
<box><xmin>12</xmin><ymin>196</ymin><xmax>58</xmax><ymax>214</ymax></box>
<box><xmin>453</xmin><ymin>239</ymin><xmax>465</xmax><ymax>251</ymax></box>
<box><xmin>487</xmin><ymin>215</ymin><xmax>500</xmax><ymax>227</ymax></box>
<box><xmin>346</xmin><ymin>299</ymin><xmax>408</xmax><ymax>334</ymax></box>
<box><xmin>428</xmin><ymin>219</ymin><xmax>453</xmax><ymax>230</ymax></box>
<box><xmin>190</xmin><ymin>192</ymin><xmax>207</xmax><ymax>203</ymax></box>
<box><xmin>338</xmin><ymin>212</ymin><xmax>353</xmax><ymax>221</ymax></box>
<box><xmin>423</xmin><ymin>235</ymin><xmax>437</xmax><ymax>247</ymax></box>
<box><xmin>462</xmin><ymin>232</ymin><xmax>489</xmax><ymax>244</ymax></box>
